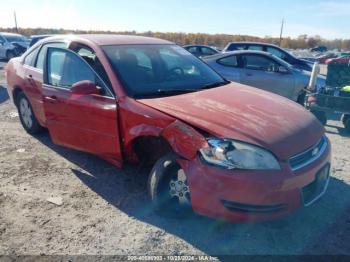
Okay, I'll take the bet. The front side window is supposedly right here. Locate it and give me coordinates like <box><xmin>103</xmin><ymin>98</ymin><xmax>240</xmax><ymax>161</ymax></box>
<box><xmin>248</xmin><ymin>45</ymin><xmax>263</xmax><ymax>51</ymax></box>
<box><xmin>47</xmin><ymin>48</ymin><xmax>96</xmax><ymax>88</ymax></box>
<box><xmin>217</xmin><ymin>55</ymin><xmax>238</xmax><ymax>67</ymax></box>
<box><xmin>267</xmin><ymin>47</ymin><xmax>287</xmax><ymax>60</ymax></box>
<box><xmin>3</xmin><ymin>35</ymin><xmax>27</xmax><ymax>42</ymax></box>
<box><xmin>74</xmin><ymin>46</ymin><xmax>112</xmax><ymax>90</ymax></box>
<box><xmin>36</xmin><ymin>42</ymin><xmax>68</xmax><ymax>70</ymax></box>
<box><xmin>242</xmin><ymin>54</ymin><xmax>280</xmax><ymax>72</ymax></box>
<box><xmin>103</xmin><ymin>44</ymin><xmax>226</xmax><ymax>98</ymax></box>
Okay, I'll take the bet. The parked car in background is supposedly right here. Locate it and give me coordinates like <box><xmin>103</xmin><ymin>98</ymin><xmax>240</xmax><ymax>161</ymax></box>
<box><xmin>223</xmin><ymin>42</ymin><xmax>314</xmax><ymax>71</ymax></box>
<box><xmin>317</xmin><ymin>53</ymin><xmax>338</xmax><ymax>64</ymax></box>
<box><xmin>204</xmin><ymin>50</ymin><xmax>326</xmax><ymax>104</ymax></box>
<box><xmin>6</xmin><ymin>35</ymin><xmax>330</xmax><ymax>223</ymax></box>
<box><xmin>311</xmin><ymin>46</ymin><xmax>328</xmax><ymax>52</ymax></box>
<box><xmin>325</xmin><ymin>55</ymin><xmax>350</xmax><ymax>65</ymax></box>
<box><xmin>29</xmin><ymin>35</ymin><xmax>52</xmax><ymax>47</ymax></box>
<box><xmin>0</xmin><ymin>32</ymin><xmax>29</xmax><ymax>60</ymax></box>
<box><xmin>183</xmin><ymin>45</ymin><xmax>220</xmax><ymax>57</ymax></box>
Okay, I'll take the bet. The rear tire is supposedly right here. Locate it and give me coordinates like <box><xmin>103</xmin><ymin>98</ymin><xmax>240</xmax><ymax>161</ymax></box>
<box><xmin>17</xmin><ymin>93</ymin><xmax>43</xmax><ymax>134</ymax></box>
<box><xmin>148</xmin><ymin>153</ymin><xmax>192</xmax><ymax>217</ymax></box>
<box><xmin>6</xmin><ymin>50</ymin><xmax>15</xmax><ymax>61</ymax></box>
<box><xmin>311</xmin><ymin>110</ymin><xmax>327</xmax><ymax>126</ymax></box>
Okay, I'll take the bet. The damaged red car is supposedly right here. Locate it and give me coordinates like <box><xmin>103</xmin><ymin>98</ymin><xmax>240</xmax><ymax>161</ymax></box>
<box><xmin>6</xmin><ymin>35</ymin><xmax>331</xmax><ymax>222</ymax></box>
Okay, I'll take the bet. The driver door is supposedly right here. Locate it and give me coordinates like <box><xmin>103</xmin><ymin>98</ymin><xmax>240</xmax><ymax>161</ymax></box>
<box><xmin>42</xmin><ymin>47</ymin><xmax>122</xmax><ymax>164</ymax></box>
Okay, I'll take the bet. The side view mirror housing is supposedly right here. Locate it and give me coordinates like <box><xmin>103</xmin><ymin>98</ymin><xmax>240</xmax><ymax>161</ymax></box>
<box><xmin>70</xmin><ymin>80</ymin><xmax>100</xmax><ymax>95</ymax></box>
<box><xmin>278</xmin><ymin>66</ymin><xmax>289</xmax><ymax>74</ymax></box>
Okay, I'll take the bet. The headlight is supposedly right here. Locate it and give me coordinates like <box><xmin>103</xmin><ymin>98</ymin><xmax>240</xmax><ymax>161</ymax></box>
<box><xmin>199</xmin><ymin>139</ymin><xmax>280</xmax><ymax>170</ymax></box>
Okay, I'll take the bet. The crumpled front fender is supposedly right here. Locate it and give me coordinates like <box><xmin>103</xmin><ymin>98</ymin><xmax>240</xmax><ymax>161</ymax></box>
<box><xmin>162</xmin><ymin>120</ymin><xmax>208</xmax><ymax>160</ymax></box>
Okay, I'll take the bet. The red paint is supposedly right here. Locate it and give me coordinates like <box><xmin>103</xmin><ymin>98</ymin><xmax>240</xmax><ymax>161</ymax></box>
<box><xmin>6</xmin><ymin>35</ymin><xmax>331</xmax><ymax>222</ymax></box>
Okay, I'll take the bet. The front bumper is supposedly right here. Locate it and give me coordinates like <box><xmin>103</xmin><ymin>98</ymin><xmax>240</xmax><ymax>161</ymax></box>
<box><xmin>178</xmin><ymin>137</ymin><xmax>331</xmax><ymax>223</ymax></box>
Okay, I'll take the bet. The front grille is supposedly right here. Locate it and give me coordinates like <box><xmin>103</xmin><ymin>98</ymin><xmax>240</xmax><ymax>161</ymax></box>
<box><xmin>289</xmin><ymin>136</ymin><xmax>328</xmax><ymax>171</ymax></box>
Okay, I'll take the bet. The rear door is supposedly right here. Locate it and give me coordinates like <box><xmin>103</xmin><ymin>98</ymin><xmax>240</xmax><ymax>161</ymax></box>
<box><xmin>239</xmin><ymin>54</ymin><xmax>295</xmax><ymax>98</ymax></box>
<box><xmin>42</xmin><ymin>47</ymin><xmax>122</xmax><ymax>163</ymax></box>
<box><xmin>23</xmin><ymin>42</ymin><xmax>68</xmax><ymax>125</ymax></box>
<box><xmin>214</xmin><ymin>55</ymin><xmax>241</xmax><ymax>82</ymax></box>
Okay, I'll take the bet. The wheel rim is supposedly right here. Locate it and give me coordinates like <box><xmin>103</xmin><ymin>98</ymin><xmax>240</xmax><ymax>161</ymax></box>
<box><xmin>169</xmin><ymin>168</ymin><xmax>191</xmax><ymax>207</ymax></box>
<box><xmin>19</xmin><ymin>98</ymin><xmax>33</xmax><ymax>129</ymax></box>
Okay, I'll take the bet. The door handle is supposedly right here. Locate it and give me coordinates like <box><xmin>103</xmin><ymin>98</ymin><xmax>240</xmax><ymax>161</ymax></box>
<box><xmin>246</xmin><ymin>73</ymin><xmax>253</xmax><ymax>77</ymax></box>
<box><xmin>45</xmin><ymin>95</ymin><xmax>58</xmax><ymax>103</ymax></box>
<box><xmin>26</xmin><ymin>74</ymin><xmax>36</xmax><ymax>84</ymax></box>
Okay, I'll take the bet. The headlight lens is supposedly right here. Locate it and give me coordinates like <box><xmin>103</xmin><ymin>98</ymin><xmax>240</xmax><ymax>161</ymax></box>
<box><xmin>199</xmin><ymin>139</ymin><xmax>280</xmax><ymax>170</ymax></box>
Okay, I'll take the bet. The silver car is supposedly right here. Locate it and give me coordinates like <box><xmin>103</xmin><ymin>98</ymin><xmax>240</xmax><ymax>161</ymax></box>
<box><xmin>0</xmin><ymin>32</ymin><xmax>29</xmax><ymax>60</ymax></box>
<box><xmin>204</xmin><ymin>50</ymin><xmax>326</xmax><ymax>103</ymax></box>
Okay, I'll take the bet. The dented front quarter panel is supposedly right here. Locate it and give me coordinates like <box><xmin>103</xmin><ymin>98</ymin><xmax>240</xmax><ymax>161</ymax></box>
<box><xmin>161</xmin><ymin>121</ymin><xmax>208</xmax><ymax>160</ymax></box>
<box><xmin>119</xmin><ymin>97</ymin><xmax>207</xmax><ymax>162</ymax></box>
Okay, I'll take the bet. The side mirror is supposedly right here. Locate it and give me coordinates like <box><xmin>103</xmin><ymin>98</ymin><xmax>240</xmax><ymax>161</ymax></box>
<box><xmin>278</xmin><ymin>66</ymin><xmax>289</xmax><ymax>74</ymax></box>
<box><xmin>70</xmin><ymin>80</ymin><xmax>100</xmax><ymax>95</ymax></box>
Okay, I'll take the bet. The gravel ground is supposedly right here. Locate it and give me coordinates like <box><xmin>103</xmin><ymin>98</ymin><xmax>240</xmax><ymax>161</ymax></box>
<box><xmin>0</xmin><ymin>61</ymin><xmax>349</xmax><ymax>256</ymax></box>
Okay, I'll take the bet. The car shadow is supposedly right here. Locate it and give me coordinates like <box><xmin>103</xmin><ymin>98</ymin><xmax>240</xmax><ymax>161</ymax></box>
<box><xmin>0</xmin><ymin>85</ymin><xmax>9</xmax><ymax>104</ymax></box>
<box><xmin>34</xmin><ymin>132</ymin><xmax>350</xmax><ymax>256</ymax></box>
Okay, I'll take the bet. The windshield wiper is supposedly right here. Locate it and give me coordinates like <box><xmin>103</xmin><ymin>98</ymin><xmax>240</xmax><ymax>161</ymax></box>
<box><xmin>201</xmin><ymin>80</ymin><xmax>230</xmax><ymax>89</ymax></box>
<box><xmin>134</xmin><ymin>89</ymin><xmax>199</xmax><ymax>98</ymax></box>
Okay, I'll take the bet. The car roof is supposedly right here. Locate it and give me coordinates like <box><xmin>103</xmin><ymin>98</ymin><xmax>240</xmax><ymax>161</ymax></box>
<box><xmin>0</xmin><ymin>32</ymin><xmax>23</xmax><ymax>37</ymax></box>
<box><xmin>42</xmin><ymin>34</ymin><xmax>173</xmax><ymax>46</ymax></box>
<box><xmin>226</xmin><ymin>41</ymin><xmax>279</xmax><ymax>48</ymax></box>
<box><xmin>205</xmin><ymin>50</ymin><xmax>273</xmax><ymax>59</ymax></box>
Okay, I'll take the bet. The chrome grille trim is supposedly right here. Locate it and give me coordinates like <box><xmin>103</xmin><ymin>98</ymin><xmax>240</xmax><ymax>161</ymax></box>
<box><xmin>289</xmin><ymin>136</ymin><xmax>328</xmax><ymax>171</ymax></box>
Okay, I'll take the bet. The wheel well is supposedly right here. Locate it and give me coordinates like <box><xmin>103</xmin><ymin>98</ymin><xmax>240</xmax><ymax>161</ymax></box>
<box><xmin>132</xmin><ymin>136</ymin><xmax>172</xmax><ymax>166</ymax></box>
<box><xmin>12</xmin><ymin>87</ymin><xmax>23</xmax><ymax>107</ymax></box>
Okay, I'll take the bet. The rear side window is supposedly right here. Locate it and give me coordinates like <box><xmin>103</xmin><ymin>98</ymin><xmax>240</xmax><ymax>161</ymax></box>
<box><xmin>23</xmin><ymin>47</ymin><xmax>39</xmax><ymax>66</ymax></box>
<box><xmin>201</xmin><ymin>47</ymin><xmax>216</xmax><ymax>56</ymax></box>
<box><xmin>226</xmin><ymin>44</ymin><xmax>246</xmax><ymax>51</ymax></box>
<box><xmin>36</xmin><ymin>42</ymin><xmax>68</xmax><ymax>70</ymax></box>
<box><xmin>217</xmin><ymin>55</ymin><xmax>238</xmax><ymax>67</ymax></box>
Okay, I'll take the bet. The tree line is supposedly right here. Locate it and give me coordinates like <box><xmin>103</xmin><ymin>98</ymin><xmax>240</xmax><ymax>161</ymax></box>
<box><xmin>1</xmin><ymin>27</ymin><xmax>349</xmax><ymax>50</ymax></box>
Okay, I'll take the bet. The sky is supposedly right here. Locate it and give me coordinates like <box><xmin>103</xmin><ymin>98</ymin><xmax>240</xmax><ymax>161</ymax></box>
<box><xmin>0</xmin><ymin>0</ymin><xmax>349</xmax><ymax>39</ymax></box>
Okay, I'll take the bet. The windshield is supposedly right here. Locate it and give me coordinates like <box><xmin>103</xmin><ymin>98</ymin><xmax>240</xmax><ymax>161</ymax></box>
<box><xmin>102</xmin><ymin>44</ymin><xmax>227</xmax><ymax>98</ymax></box>
<box><xmin>3</xmin><ymin>35</ymin><xmax>27</xmax><ymax>42</ymax></box>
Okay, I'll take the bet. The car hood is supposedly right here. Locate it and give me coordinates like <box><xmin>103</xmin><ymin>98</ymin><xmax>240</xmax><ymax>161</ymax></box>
<box><xmin>138</xmin><ymin>83</ymin><xmax>324</xmax><ymax>160</ymax></box>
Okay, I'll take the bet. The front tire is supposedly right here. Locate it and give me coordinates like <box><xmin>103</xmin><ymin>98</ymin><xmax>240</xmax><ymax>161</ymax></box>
<box><xmin>17</xmin><ymin>93</ymin><xmax>43</xmax><ymax>134</ymax></box>
<box><xmin>148</xmin><ymin>153</ymin><xmax>192</xmax><ymax>217</ymax></box>
<box><xmin>342</xmin><ymin>114</ymin><xmax>350</xmax><ymax>133</ymax></box>
<box><xmin>311</xmin><ymin>110</ymin><xmax>327</xmax><ymax>126</ymax></box>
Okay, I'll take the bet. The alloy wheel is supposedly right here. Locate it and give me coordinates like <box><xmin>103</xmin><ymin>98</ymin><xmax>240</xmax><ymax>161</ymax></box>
<box><xmin>19</xmin><ymin>98</ymin><xmax>33</xmax><ymax>129</ymax></box>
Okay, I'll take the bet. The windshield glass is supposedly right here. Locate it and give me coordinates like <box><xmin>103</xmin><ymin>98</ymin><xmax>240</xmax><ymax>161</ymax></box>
<box><xmin>3</xmin><ymin>35</ymin><xmax>27</xmax><ymax>42</ymax></box>
<box><xmin>102</xmin><ymin>44</ymin><xmax>227</xmax><ymax>98</ymax></box>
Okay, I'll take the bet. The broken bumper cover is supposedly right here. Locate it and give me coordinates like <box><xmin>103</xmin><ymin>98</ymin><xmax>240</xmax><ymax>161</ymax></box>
<box><xmin>179</xmin><ymin>138</ymin><xmax>331</xmax><ymax>223</ymax></box>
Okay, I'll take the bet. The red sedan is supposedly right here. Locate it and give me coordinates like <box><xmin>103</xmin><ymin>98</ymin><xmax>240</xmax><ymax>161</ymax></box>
<box><xmin>6</xmin><ymin>35</ymin><xmax>331</xmax><ymax>222</ymax></box>
<box><xmin>326</xmin><ymin>55</ymin><xmax>350</xmax><ymax>65</ymax></box>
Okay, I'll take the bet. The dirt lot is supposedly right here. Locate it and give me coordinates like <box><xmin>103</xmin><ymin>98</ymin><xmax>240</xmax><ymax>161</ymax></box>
<box><xmin>0</xmin><ymin>61</ymin><xmax>349</xmax><ymax>256</ymax></box>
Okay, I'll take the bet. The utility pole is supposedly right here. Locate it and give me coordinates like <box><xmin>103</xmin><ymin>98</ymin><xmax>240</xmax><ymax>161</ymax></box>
<box><xmin>14</xmin><ymin>11</ymin><xmax>18</xmax><ymax>33</ymax></box>
<box><xmin>279</xmin><ymin>18</ymin><xmax>284</xmax><ymax>47</ymax></box>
